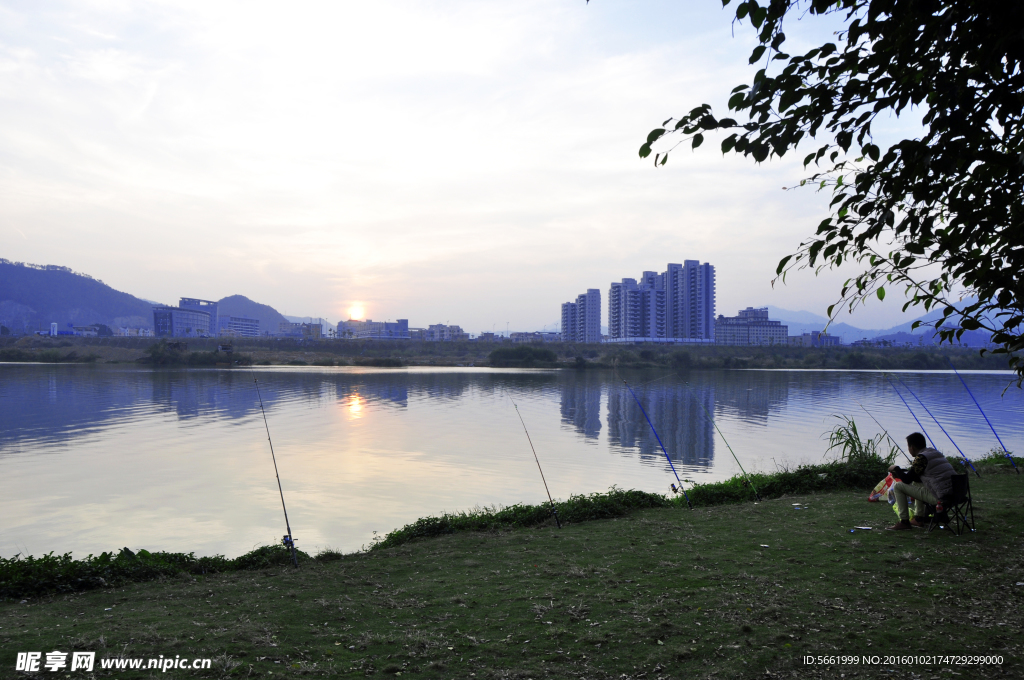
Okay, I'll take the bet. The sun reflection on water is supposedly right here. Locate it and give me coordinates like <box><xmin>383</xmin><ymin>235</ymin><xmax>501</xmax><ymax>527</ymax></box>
<box><xmin>347</xmin><ymin>394</ymin><xmax>364</xmax><ymax>417</ymax></box>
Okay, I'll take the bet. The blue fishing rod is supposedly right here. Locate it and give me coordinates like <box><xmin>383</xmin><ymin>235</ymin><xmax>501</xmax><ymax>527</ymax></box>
<box><xmin>893</xmin><ymin>375</ymin><xmax>980</xmax><ymax>478</ymax></box>
<box><xmin>620</xmin><ymin>377</ymin><xmax>692</xmax><ymax>508</ymax></box>
<box><xmin>684</xmin><ymin>380</ymin><xmax>762</xmax><ymax>502</ymax></box>
<box><xmin>948</xmin><ymin>359</ymin><xmax>1019</xmax><ymax>474</ymax></box>
<box><xmin>885</xmin><ymin>377</ymin><xmax>937</xmax><ymax>448</ymax></box>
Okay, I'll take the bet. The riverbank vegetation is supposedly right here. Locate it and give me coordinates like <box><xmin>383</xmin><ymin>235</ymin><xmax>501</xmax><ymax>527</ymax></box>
<box><xmin>0</xmin><ymin>335</ymin><xmax>1010</xmax><ymax>372</ymax></box>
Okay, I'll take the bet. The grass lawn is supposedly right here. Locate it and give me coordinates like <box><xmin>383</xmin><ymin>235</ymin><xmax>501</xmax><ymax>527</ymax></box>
<box><xmin>2</xmin><ymin>473</ymin><xmax>1023</xmax><ymax>679</ymax></box>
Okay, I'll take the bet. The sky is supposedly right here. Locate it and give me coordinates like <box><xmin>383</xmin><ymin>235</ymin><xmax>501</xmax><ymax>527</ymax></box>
<box><xmin>0</xmin><ymin>0</ymin><xmax>929</xmax><ymax>332</ymax></box>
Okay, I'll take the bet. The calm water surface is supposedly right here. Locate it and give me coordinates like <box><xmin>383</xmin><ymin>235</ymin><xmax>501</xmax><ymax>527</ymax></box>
<box><xmin>1</xmin><ymin>365</ymin><xmax>1021</xmax><ymax>557</ymax></box>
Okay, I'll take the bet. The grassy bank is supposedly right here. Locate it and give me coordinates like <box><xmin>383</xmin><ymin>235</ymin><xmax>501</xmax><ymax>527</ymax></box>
<box><xmin>0</xmin><ymin>461</ymin><xmax>893</xmax><ymax>600</ymax></box>
<box><xmin>2</xmin><ymin>473</ymin><xmax>1022</xmax><ymax>679</ymax></box>
<box><xmin>3</xmin><ymin>456</ymin><xmax>1023</xmax><ymax>678</ymax></box>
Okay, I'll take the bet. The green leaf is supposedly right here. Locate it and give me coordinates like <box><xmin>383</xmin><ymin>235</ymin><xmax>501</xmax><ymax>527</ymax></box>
<box><xmin>749</xmin><ymin>45</ymin><xmax>766</xmax><ymax>64</ymax></box>
<box><xmin>646</xmin><ymin>128</ymin><xmax>666</xmax><ymax>144</ymax></box>
<box><xmin>639</xmin><ymin>143</ymin><xmax>652</xmax><ymax>159</ymax></box>
<box><xmin>751</xmin><ymin>6</ymin><xmax>767</xmax><ymax>28</ymax></box>
<box><xmin>692</xmin><ymin>133</ymin><xmax>704</xmax><ymax>149</ymax></box>
<box><xmin>876</xmin><ymin>287</ymin><xmax>885</xmax><ymax>301</ymax></box>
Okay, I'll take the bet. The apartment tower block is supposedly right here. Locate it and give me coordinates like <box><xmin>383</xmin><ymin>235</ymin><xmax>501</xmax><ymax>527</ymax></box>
<box><xmin>561</xmin><ymin>289</ymin><xmax>602</xmax><ymax>344</ymax></box>
<box><xmin>608</xmin><ymin>261</ymin><xmax>715</xmax><ymax>341</ymax></box>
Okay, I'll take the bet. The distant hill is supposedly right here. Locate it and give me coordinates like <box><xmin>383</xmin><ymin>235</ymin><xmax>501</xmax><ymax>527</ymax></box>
<box><xmin>766</xmin><ymin>300</ymin><xmax>994</xmax><ymax>346</ymax></box>
<box><xmin>766</xmin><ymin>306</ymin><xmax>882</xmax><ymax>343</ymax></box>
<box><xmin>0</xmin><ymin>259</ymin><xmax>158</xmax><ymax>332</ymax></box>
<box><xmin>218</xmin><ymin>295</ymin><xmax>290</xmax><ymax>335</ymax></box>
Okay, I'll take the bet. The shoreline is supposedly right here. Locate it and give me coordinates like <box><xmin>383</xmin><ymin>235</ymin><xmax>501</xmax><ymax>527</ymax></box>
<box><xmin>2</xmin><ymin>457</ymin><xmax>1021</xmax><ymax>678</ymax></box>
<box><xmin>7</xmin><ymin>453</ymin><xmax>1016</xmax><ymax>599</ymax></box>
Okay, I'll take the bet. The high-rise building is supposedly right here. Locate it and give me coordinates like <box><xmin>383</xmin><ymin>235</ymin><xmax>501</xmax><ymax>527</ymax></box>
<box><xmin>608</xmin><ymin>262</ymin><xmax>714</xmax><ymax>342</ymax></box>
<box><xmin>663</xmin><ymin>261</ymin><xmax>716</xmax><ymax>341</ymax></box>
<box><xmin>560</xmin><ymin>289</ymin><xmax>601</xmax><ymax>344</ymax></box>
<box><xmin>608</xmin><ymin>277</ymin><xmax>665</xmax><ymax>340</ymax></box>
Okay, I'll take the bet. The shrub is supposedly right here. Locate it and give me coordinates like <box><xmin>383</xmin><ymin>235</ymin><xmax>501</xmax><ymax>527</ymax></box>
<box><xmin>371</xmin><ymin>488</ymin><xmax>670</xmax><ymax>550</ymax></box>
<box><xmin>0</xmin><ymin>544</ymin><xmax>314</xmax><ymax>599</ymax></box>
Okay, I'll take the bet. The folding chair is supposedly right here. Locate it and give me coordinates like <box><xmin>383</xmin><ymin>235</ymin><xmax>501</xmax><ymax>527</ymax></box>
<box><xmin>928</xmin><ymin>474</ymin><xmax>975</xmax><ymax>536</ymax></box>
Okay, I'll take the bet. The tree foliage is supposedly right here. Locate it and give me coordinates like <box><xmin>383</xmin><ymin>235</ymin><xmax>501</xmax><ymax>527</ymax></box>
<box><xmin>640</xmin><ymin>0</ymin><xmax>1024</xmax><ymax>378</ymax></box>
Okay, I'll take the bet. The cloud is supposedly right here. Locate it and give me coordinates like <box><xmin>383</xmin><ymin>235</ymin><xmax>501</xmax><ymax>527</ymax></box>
<box><xmin>0</xmin><ymin>0</ymin><xmax>924</xmax><ymax>330</ymax></box>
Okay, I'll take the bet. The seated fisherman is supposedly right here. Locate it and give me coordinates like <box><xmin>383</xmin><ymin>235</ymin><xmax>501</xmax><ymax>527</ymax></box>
<box><xmin>886</xmin><ymin>432</ymin><xmax>956</xmax><ymax>530</ymax></box>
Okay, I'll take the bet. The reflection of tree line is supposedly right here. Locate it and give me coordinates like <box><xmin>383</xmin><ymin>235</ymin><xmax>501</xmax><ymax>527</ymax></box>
<box><xmin>1</xmin><ymin>368</ymin><xmax>790</xmax><ymax>456</ymax></box>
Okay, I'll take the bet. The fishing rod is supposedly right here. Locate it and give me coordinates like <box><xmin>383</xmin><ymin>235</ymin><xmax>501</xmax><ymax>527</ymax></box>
<box><xmin>250</xmin><ymin>366</ymin><xmax>299</xmax><ymax>567</ymax></box>
<box><xmin>620</xmin><ymin>377</ymin><xmax>692</xmax><ymax>509</ymax></box>
<box><xmin>684</xmin><ymin>380</ymin><xmax>761</xmax><ymax>501</ymax></box>
<box><xmin>503</xmin><ymin>389</ymin><xmax>562</xmax><ymax>528</ymax></box>
<box><xmin>948</xmin><ymin>359</ymin><xmax>1019</xmax><ymax>474</ymax></box>
<box><xmin>885</xmin><ymin>376</ymin><xmax>936</xmax><ymax>449</ymax></box>
<box><xmin>855</xmin><ymin>399</ymin><xmax>913</xmax><ymax>463</ymax></box>
<box><xmin>893</xmin><ymin>374</ymin><xmax>980</xmax><ymax>478</ymax></box>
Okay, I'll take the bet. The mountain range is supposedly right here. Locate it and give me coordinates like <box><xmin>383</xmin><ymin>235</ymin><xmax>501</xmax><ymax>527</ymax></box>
<box><xmin>766</xmin><ymin>304</ymin><xmax>992</xmax><ymax>346</ymax></box>
<box><xmin>0</xmin><ymin>258</ymin><xmax>993</xmax><ymax>344</ymax></box>
<box><xmin>0</xmin><ymin>259</ymin><xmax>291</xmax><ymax>335</ymax></box>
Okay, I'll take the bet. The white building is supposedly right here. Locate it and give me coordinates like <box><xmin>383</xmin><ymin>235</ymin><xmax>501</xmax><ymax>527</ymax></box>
<box><xmin>219</xmin><ymin>316</ymin><xmax>260</xmax><ymax>338</ymax></box>
<box><xmin>424</xmin><ymin>324</ymin><xmax>468</xmax><ymax>341</ymax></box>
<box><xmin>715</xmin><ymin>307</ymin><xmax>788</xmax><ymax>345</ymax></box>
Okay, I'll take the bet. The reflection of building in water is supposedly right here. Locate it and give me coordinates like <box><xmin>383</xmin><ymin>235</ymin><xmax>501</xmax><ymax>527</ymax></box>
<box><xmin>606</xmin><ymin>383</ymin><xmax>715</xmax><ymax>466</ymax></box>
<box><xmin>559</xmin><ymin>373</ymin><xmax>602</xmax><ymax>440</ymax></box>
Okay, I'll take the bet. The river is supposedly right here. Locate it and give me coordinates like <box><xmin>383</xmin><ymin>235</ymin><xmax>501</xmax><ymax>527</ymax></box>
<box><xmin>1</xmin><ymin>364</ymin><xmax>1020</xmax><ymax>557</ymax></box>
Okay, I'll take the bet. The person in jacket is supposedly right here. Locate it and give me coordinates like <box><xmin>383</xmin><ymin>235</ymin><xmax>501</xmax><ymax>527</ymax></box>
<box><xmin>885</xmin><ymin>432</ymin><xmax>956</xmax><ymax>531</ymax></box>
